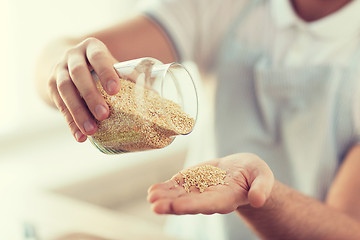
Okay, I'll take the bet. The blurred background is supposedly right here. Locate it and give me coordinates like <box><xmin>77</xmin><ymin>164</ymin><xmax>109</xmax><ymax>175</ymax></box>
<box><xmin>0</xmin><ymin>0</ymin><xmax>208</xmax><ymax>239</ymax></box>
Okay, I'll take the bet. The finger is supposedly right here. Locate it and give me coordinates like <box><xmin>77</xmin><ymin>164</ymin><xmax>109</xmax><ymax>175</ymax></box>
<box><xmin>148</xmin><ymin>187</ymin><xmax>184</xmax><ymax>203</ymax></box>
<box><xmin>152</xmin><ymin>198</ymin><xmax>174</xmax><ymax>214</ymax></box>
<box><xmin>56</xmin><ymin>68</ymin><xmax>98</xmax><ymax>135</ymax></box>
<box><xmin>248</xmin><ymin>168</ymin><xmax>274</xmax><ymax>208</ymax></box>
<box><xmin>172</xmin><ymin>190</ymin><xmax>235</xmax><ymax>215</ymax></box>
<box><xmin>147</xmin><ymin>179</ymin><xmax>184</xmax><ymax>201</ymax></box>
<box><xmin>148</xmin><ymin>179</ymin><xmax>180</xmax><ymax>193</ymax></box>
<box><xmin>49</xmin><ymin>80</ymin><xmax>87</xmax><ymax>142</ymax></box>
<box><xmin>85</xmin><ymin>39</ymin><xmax>120</xmax><ymax>95</ymax></box>
<box><xmin>67</xmin><ymin>52</ymin><xmax>110</xmax><ymax>121</ymax></box>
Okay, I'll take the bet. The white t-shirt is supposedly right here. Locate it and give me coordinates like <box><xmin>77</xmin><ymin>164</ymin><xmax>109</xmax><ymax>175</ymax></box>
<box><xmin>146</xmin><ymin>0</ymin><xmax>360</xmax><ymax>69</ymax></box>
<box><xmin>144</xmin><ymin>0</ymin><xmax>360</xmax><ymax>239</ymax></box>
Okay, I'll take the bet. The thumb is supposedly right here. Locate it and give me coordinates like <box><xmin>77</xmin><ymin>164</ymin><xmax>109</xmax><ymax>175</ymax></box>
<box><xmin>248</xmin><ymin>169</ymin><xmax>274</xmax><ymax>208</ymax></box>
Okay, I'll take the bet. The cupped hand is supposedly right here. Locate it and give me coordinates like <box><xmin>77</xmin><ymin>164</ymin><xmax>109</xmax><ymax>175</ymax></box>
<box><xmin>147</xmin><ymin>153</ymin><xmax>274</xmax><ymax>215</ymax></box>
<box><xmin>48</xmin><ymin>37</ymin><xmax>120</xmax><ymax>142</ymax></box>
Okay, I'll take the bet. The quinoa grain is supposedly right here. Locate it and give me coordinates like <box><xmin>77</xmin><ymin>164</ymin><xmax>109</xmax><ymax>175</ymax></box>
<box><xmin>90</xmin><ymin>78</ymin><xmax>195</xmax><ymax>153</ymax></box>
<box><xmin>179</xmin><ymin>165</ymin><xmax>227</xmax><ymax>193</ymax></box>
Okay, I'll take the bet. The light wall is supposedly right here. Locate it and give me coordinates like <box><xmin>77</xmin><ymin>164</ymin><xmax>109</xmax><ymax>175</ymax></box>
<box><xmin>0</xmin><ymin>0</ymin><xmax>193</xmax><ymax>181</ymax></box>
<box><xmin>1</xmin><ymin>0</ymin><xmax>146</xmax><ymax>137</ymax></box>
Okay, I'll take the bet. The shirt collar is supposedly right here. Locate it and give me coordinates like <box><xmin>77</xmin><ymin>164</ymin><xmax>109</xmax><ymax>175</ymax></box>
<box><xmin>271</xmin><ymin>0</ymin><xmax>298</xmax><ymax>29</ymax></box>
<box><xmin>271</xmin><ymin>0</ymin><xmax>360</xmax><ymax>39</ymax></box>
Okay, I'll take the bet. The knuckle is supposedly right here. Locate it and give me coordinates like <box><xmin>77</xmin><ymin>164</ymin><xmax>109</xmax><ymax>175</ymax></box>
<box><xmin>53</xmin><ymin>61</ymin><xmax>62</xmax><ymax>72</ymax></box>
<box><xmin>47</xmin><ymin>77</ymin><xmax>57</xmax><ymax>93</ymax></box>
<box><xmin>68</xmin><ymin>119</ymin><xmax>79</xmax><ymax>134</ymax></box>
<box><xmin>69</xmin><ymin>63</ymin><xmax>86</xmax><ymax>77</ymax></box>
<box><xmin>83</xmin><ymin>37</ymin><xmax>103</xmax><ymax>47</ymax></box>
<box><xmin>57</xmin><ymin>76</ymin><xmax>72</xmax><ymax>93</ymax></box>
<box><xmin>88</xmin><ymin>48</ymin><xmax>106</xmax><ymax>62</ymax></box>
<box><xmin>65</xmin><ymin>47</ymin><xmax>77</xmax><ymax>58</ymax></box>
<box><xmin>57</xmin><ymin>102</ymin><xmax>69</xmax><ymax>116</ymax></box>
<box><xmin>63</xmin><ymin>111</ymin><xmax>80</xmax><ymax>132</ymax></box>
<box><xmin>67</xmin><ymin>117</ymin><xmax>76</xmax><ymax>129</ymax></box>
<box><xmin>84</xmin><ymin>37</ymin><xmax>97</xmax><ymax>44</ymax></box>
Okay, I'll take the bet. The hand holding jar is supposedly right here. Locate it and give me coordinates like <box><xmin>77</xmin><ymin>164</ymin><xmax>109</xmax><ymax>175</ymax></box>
<box><xmin>89</xmin><ymin>57</ymin><xmax>198</xmax><ymax>154</ymax></box>
<box><xmin>47</xmin><ymin>38</ymin><xmax>197</xmax><ymax>153</ymax></box>
<box><xmin>47</xmin><ymin>37</ymin><xmax>120</xmax><ymax>142</ymax></box>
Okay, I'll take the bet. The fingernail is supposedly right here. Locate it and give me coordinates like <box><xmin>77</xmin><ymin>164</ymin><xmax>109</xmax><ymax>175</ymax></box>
<box><xmin>84</xmin><ymin>120</ymin><xmax>96</xmax><ymax>133</ymax></box>
<box><xmin>106</xmin><ymin>80</ymin><xmax>118</xmax><ymax>94</ymax></box>
<box><xmin>95</xmin><ymin>104</ymin><xmax>108</xmax><ymax>119</ymax></box>
<box><xmin>75</xmin><ymin>130</ymin><xmax>85</xmax><ymax>141</ymax></box>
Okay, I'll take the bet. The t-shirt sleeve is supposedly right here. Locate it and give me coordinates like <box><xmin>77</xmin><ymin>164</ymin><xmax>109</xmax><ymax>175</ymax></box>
<box><xmin>142</xmin><ymin>0</ymin><xmax>248</xmax><ymax>72</ymax></box>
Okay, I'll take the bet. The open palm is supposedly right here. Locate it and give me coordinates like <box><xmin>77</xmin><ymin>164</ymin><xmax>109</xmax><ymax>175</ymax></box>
<box><xmin>147</xmin><ymin>153</ymin><xmax>274</xmax><ymax>215</ymax></box>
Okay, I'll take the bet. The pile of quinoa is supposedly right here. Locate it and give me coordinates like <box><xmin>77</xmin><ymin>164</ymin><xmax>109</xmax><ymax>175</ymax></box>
<box><xmin>177</xmin><ymin>165</ymin><xmax>227</xmax><ymax>193</ymax></box>
<box><xmin>91</xmin><ymin>78</ymin><xmax>195</xmax><ymax>153</ymax></box>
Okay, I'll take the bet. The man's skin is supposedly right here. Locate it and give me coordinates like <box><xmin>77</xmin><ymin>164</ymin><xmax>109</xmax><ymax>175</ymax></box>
<box><xmin>148</xmin><ymin>148</ymin><xmax>360</xmax><ymax>239</ymax></box>
<box><xmin>36</xmin><ymin>0</ymin><xmax>360</xmax><ymax>239</ymax></box>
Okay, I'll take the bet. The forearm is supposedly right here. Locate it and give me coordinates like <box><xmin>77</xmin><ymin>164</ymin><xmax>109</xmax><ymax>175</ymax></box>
<box><xmin>89</xmin><ymin>15</ymin><xmax>178</xmax><ymax>64</ymax></box>
<box><xmin>237</xmin><ymin>181</ymin><xmax>360</xmax><ymax>240</ymax></box>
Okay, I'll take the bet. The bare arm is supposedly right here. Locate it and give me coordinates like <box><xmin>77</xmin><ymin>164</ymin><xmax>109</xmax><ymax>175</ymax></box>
<box><xmin>236</xmin><ymin>145</ymin><xmax>360</xmax><ymax>239</ymax></box>
<box><xmin>326</xmin><ymin>144</ymin><xmax>360</xmax><ymax>221</ymax></box>
<box><xmin>35</xmin><ymin>15</ymin><xmax>177</xmax><ymax>142</ymax></box>
<box><xmin>148</xmin><ymin>145</ymin><xmax>360</xmax><ymax>239</ymax></box>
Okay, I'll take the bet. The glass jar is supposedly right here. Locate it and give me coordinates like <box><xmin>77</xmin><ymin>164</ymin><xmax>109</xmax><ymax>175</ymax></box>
<box><xmin>88</xmin><ymin>57</ymin><xmax>198</xmax><ymax>154</ymax></box>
